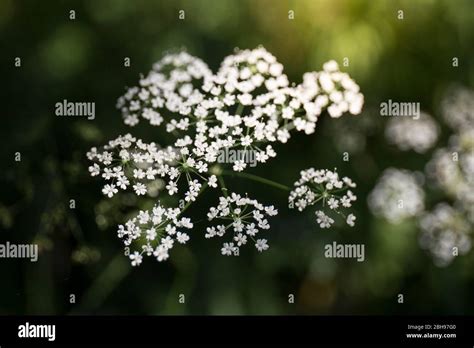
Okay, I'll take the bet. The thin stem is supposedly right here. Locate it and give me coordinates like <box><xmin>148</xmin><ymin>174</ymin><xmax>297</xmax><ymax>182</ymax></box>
<box><xmin>71</xmin><ymin>252</ymin><xmax>130</xmax><ymax>313</ymax></box>
<box><xmin>312</xmin><ymin>196</ymin><xmax>324</xmax><ymax>206</ymax></box>
<box><xmin>217</xmin><ymin>175</ymin><xmax>229</xmax><ymax>198</ymax></box>
<box><xmin>221</xmin><ymin>170</ymin><xmax>291</xmax><ymax>192</ymax></box>
<box><xmin>235</xmin><ymin>103</ymin><xmax>244</xmax><ymax>116</ymax></box>
<box><xmin>283</xmin><ymin>122</ymin><xmax>296</xmax><ymax>132</ymax></box>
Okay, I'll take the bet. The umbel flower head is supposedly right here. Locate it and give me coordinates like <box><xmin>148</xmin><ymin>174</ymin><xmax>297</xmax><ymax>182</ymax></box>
<box><xmin>87</xmin><ymin>47</ymin><xmax>364</xmax><ymax>266</ymax></box>
<box><xmin>426</xmin><ymin>128</ymin><xmax>474</xmax><ymax>214</ymax></box>
<box><xmin>368</xmin><ymin>168</ymin><xmax>425</xmax><ymax>223</ymax></box>
<box><xmin>385</xmin><ymin>112</ymin><xmax>439</xmax><ymax>154</ymax></box>
<box><xmin>118</xmin><ymin>204</ymin><xmax>193</xmax><ymax>265</ymax></box>
<box><xmin>419</xmin><ymin>203</ymin><xmax>472</xmax><ymax>267</ymax></box>
<box><xmin>417</xmin><ymin>88</ymin><xmax>474</xmax><ymax>266</ymax></box>
<box><xmin>206</xmin><ymin>192</ymin><xmax>277</xmax><ymax>255</ymax></box>
<box><xmin>372</xmin><ymin>85</ymin><xmax>473</xmax><ymax>267</ymax></box>
<box><xmin>289</xmin><ymin>168</ymin><xmax>357</xmax><ymax>228</ymax></box>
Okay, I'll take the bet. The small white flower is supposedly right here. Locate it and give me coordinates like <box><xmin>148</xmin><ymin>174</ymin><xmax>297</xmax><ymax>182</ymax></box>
<box><xmin>176</xmin><ymin>232</ymin><xmax>190</xmax><ymax>244</ymax></box>
<box><xmin>102</xmin><ymin>184</ymin><xmax>118</xmax><ymax>198</ymax></box>
<box><xmin>234</xmin><ymin>233</ymin><xmax>247</xmax><ymax>246</ymax></box>
<box><xmin>340</xmin><ymin>196</ymin><xmax>352</xmax><ymax>208</ymax></box>
<box><xmin>89</xmin><ymin>163</ymin><xmax>100</xmax><ymax>176</ymax></box>
<box><xmin>166</xmin><ymin>181</ymin><xmax>178</xmax><ymax>195</ymax></box>
<box><xmin>315</xmin><ymin>210</ymin><xmax>334</xmax><ymax>228</ymax></box>
<box><xmin>133</xmin><ymin>168</ymin><xmax>145</xmax><ymax>179</ymax></box>
<box><xmin>154</xmin><ymin>245</ymin><xmax>169</xmax><ymax>262</ymax></box>
<box><xmin>233</xmin><ymin>160</ymin><xmax>247</xmax><ymax>172</ymax></box>
<box><xmin>166</xmin><ymin>224</ymin><xmax>176</xmax><ymax>235</ymax></box>
<box><xmin>255</xmin><ymin>239</ymin><xmax>269</xmax><ymax>252</ymax></box>
<box><xmin>240</xmin><ymin>135</ymin><xmax>253</xmax><ymax>146</ymax></box>
<box><xmin>346</xmin><ymin>214</ymin><xmax>356</xmax><ymax>227</ymax></box>
<box><xmin>129</xmin><ymin>252</ymin><xmax>143</xmax><ymax>266</ymax></box>
<box><xmin>221</xmin><ymin>242</ymin><xmax>236</xmax><ymax>256</ymax></box>
<box><xmin>328</xmin><ymin>197</ymin><xmax>339</xmax><ymax>210</ymax></box>
<box><xmin>146</xmin><ymin>228</ymin><xmax>157</xmax><ymax>241</ymax></box>
<box><xmin>133</xmin><ymin>183</ymin><xmax>147</xmax><ymax>195</ymax></box>
<box><xmin>161</xmin><ymin>236</ymin><xmax>174</xmax><ymax>250</ymax></box>
<box><xmin>208</xmin><ymin>175</ymin><xmax>218</xmax><ymax>188</ymax></box>
<box><xmin>265</xmin><ymin>205</ymin><xmax>278</xmax><ymax>216</ymax></box>
<box><xmin>117</xmin><ymin>176</ymin><xmax>130</xmax><ymax>189</ymax></box>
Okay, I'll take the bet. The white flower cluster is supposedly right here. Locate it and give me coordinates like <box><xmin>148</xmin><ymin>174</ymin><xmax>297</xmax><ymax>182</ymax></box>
<box><xmin>385</xmin><ymin>112</ymin><xmax>439</xmax><ymax>153</ymax></box>
<box><xmin>206</xmin><ymin>192</ymin><xmax>277</xmax><ymax>255</ymax></box>
<box><xmin>374</xmin><ymin>86</ymin><xmax>474</xmax><ymax>266</ymax></box>
<box><xmin>86</xmin><ymin>133</ymin><xmax>210</xmax><ymax>202</ymax></box>
<box><xmin>87</xmin><ymin>134</ymin><xmax>163</xmax><ymax>198</ymax></box>
<box><xmin>288</xmin><ymin>168</ymin><xmax>357</xmax><ymax>228</ymax></box>
<box><xmin>117</xmin><ymin>51</ymin><xmax>213</xmax><ymax>127</ymax></box>
<box><xmin>426</xmin><ymin>128</ymin><xmax>474</xmax><ymax>216</ymax></box>
<box><xmin>118</xmin><ymin>204</ymin><xmax>193</xmax><ymax>266</ymax></box>
<box><xmin>368</xmin><ymin>168</ymin><xmax>425</xmax><ymax>223</ymax></box>
<box><xmin>419</xmin><ymin>203</ymin><xmax>472</xmax><ymax>267</ymax></box>
<box><xmin>298</xmin><ymin>60</ymin><xmax>364</xmax><ymax>119</ymax></box>
<box><xmin>116</xmin><ymin>47</ymin><xmax>363</xmax><ymax>174</ymax></box>
<box><xmin>419</xmin><ymin>97</ymin><xmax>474</xmax><ymax>265</ymax></box>
<box><xmin>441</xmin><ymin>86</ymin><xmax>474</xmax><ymax>131</ymax></box>
<box><xmin>87</xmin><ymin>47</ymin><xmax>364</xmax><ymax>265</ymax></box>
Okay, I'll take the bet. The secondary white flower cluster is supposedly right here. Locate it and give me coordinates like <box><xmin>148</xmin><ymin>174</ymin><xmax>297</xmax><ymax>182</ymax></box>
<box><xmin>206</xmin><ymin>192</ymin><xmax>277</xmax><ymax>255</ymax></box>
<box><xmin>86</xmin><ymin>133</ymin><xmax>209</xmax><ymax>202</ymax></box>
<box><xmin>374</xmin><ymin>86</ymin><xmax>473</xmax><ymax>266</ymax></box>
<box><xmin>117</xmin><ymin>51</ymin><xmax>213</xmax><ymax>127</ymax></box>
<box><xmin>426</xmin><ymin>128</ymin><xmax>474</xmax><ymax>215</ymax></box>
<box><xmin>288</xmin><ymin>168</ymin><xmax>357</xmax><ymax>228</ymax></box>
<box><xmin>298</xmin><ymin>60</ymin><xmax>364</xmax><ymax>119</ymax></box>
<box><xmin>441</xmin><ymin>86</ymin><xmax>474</xmax><ymax>131</ymax></box>
<box><xmin>118</xmin><ymin>204</ymin><xmax>193</xmax><ymax>265</ymax></box>
<box><xmin>368</xmin><ymin>168</ymin><xmax>425</xmax><ymax>223</ymax></box>
<box><xmin>87</xmin><ymin>47</ymin><xmax>364</xmax><ymax>265</ymax></box>
<box><xmin>418</xmin><ymin>94</ymin><xmax>474</xmax><ymax>265</ymax></box>
<box><xmin>87</xmin><ymin>134</ymin><xmax>166</xmax><ymax>197</ymax></box>
<box><xmin>419</xmin><ymin>203</ymin><xmax>472</xmax><ymax>267</ymax></box>
<box><xmin>385</xmin><ymin>112</ymin><xmax>439</xmax><ymax>153</ymax></box>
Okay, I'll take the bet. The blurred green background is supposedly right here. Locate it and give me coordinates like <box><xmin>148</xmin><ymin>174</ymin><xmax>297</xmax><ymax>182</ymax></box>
<box><xmin>1</xmin><ymin>0</ymin><xmax>473</xmax><ymax>315</ymax></box>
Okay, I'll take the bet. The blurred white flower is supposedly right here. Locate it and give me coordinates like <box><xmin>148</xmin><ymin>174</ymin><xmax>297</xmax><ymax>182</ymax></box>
<box><xmin>426</xmin><ymin>128</ymin><xmax>474</xmax><ymax>218</ymax></box>
<box><xmin>385</xmin><ymin>112</ymin><xmax>439</xmax><ymax>153</ymax></box>
<box><xmin>255</xmin><ymin>239</ymin><xmax>269</xmax><ymax>252</ymax></box>
<box><xmin>419</xmin><ymin>203</ymin><xmax>472</xmax><ymax>267</ymax></box>
<box><xmin>129</xmin><ymin>252</ymin><xmax>143</xmax><ymax>267</ymax></box>
<box><xmin>441</xmin><ymin>86</ymin><xmax>474</xmax><ymax>131</ymax></box>
<box><xmin>368</xmin><ymin>168</ymin><xmax>425</xmax><ymax>222</ymax></box>
<box><xmin>346</xmin><ymin>214</ymin><xmax>356</xmax><ymax>227</ymax></box>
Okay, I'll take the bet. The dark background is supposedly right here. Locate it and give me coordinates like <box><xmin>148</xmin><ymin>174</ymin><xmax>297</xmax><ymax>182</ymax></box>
<box><xmin>0</xmin><ymin>0</ymin><xmax>473</xmax><ymax>315</ymax></box>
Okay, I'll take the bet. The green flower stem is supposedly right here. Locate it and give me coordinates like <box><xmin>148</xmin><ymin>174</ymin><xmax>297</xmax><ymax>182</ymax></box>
<box><xmin>71</xmin><ymin>252</ymin><xmax>130</xmax><ymax>313</ymax></box>
<box><xmin>217</xmin><ymin>175</ymin><xmax>229</xmax><ymax>198</ymax></box>
<box><xmin>221</xmin><ymin>170</ymin><xmax>291</xmax><ymax>192</ymax></box>
<box><xmin>235</xmin><ymin>103</ymin><xmax>244</xmax><ymax>116</ymax></box>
